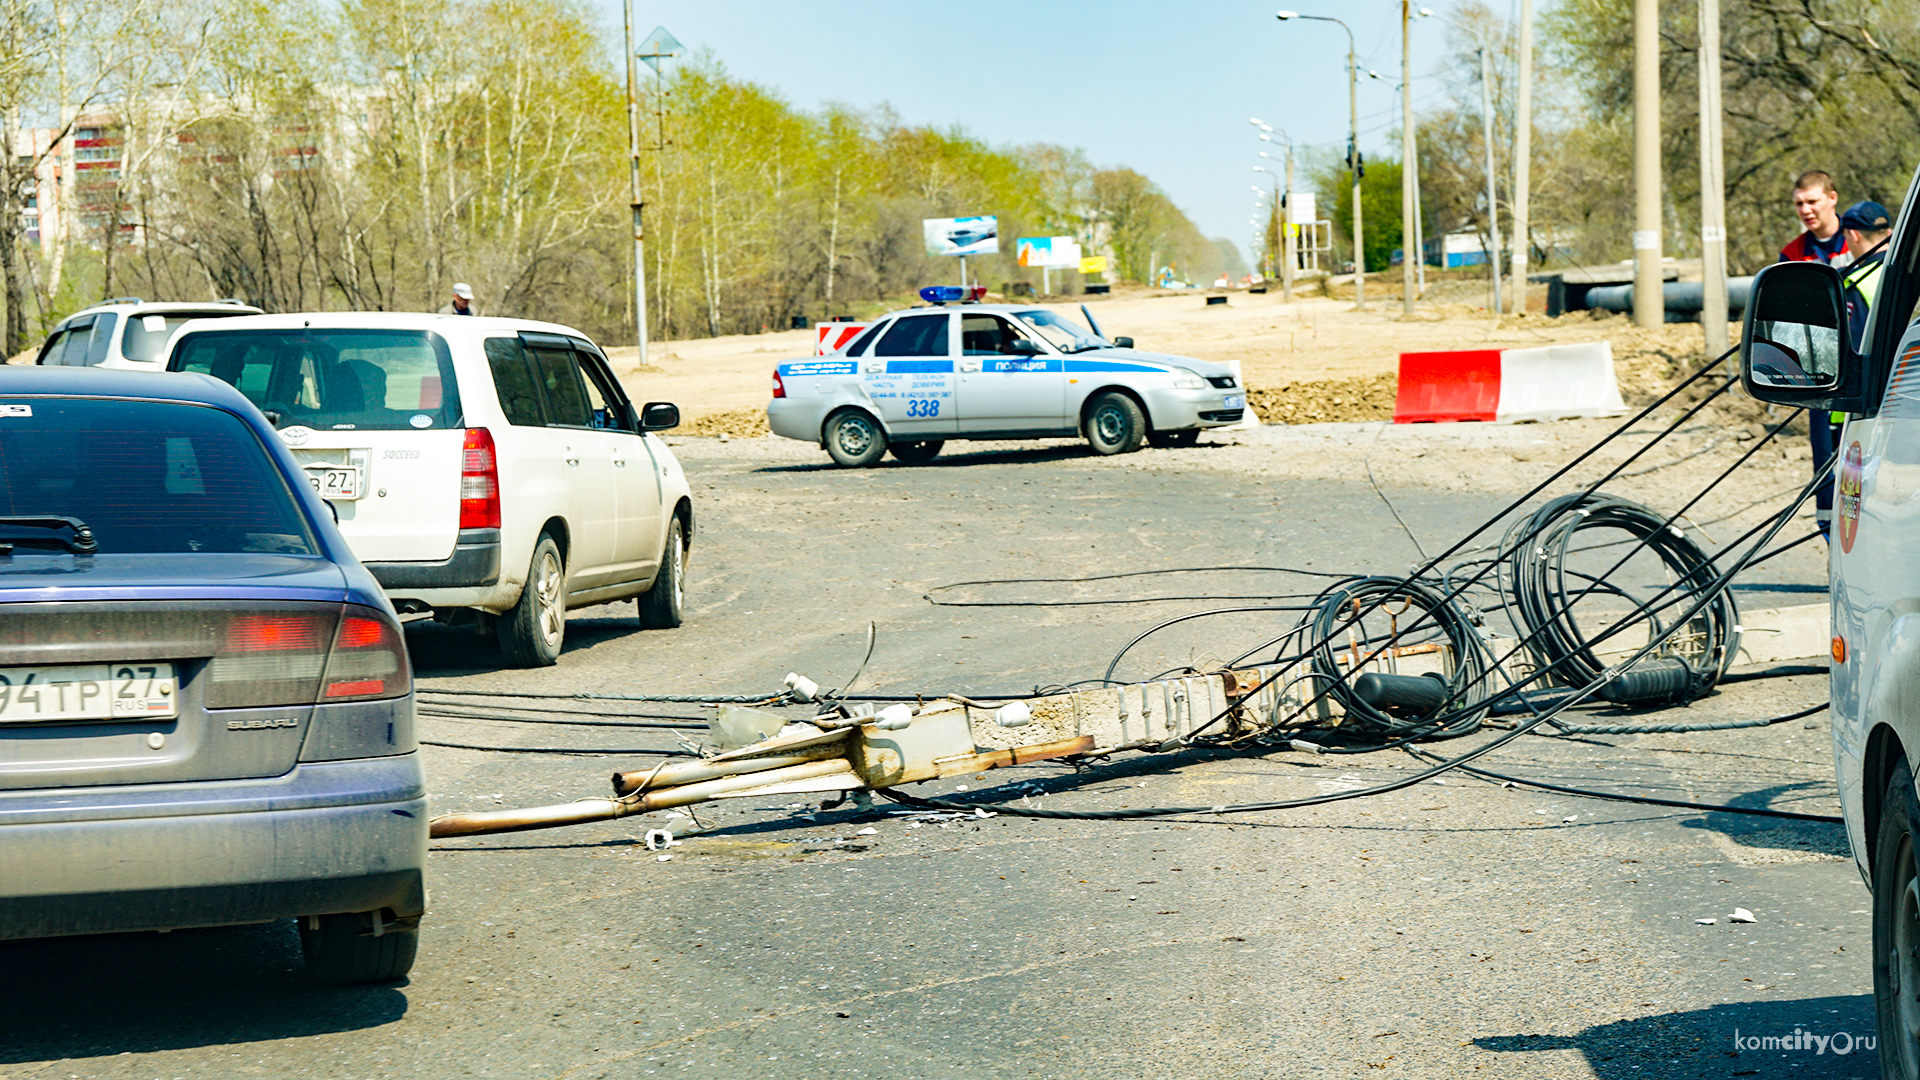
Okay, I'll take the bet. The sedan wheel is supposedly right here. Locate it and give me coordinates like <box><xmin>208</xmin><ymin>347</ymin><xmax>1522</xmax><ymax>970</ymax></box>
<box><xmin>825</xmin><ymin>411</ymin><xmax>887</xmax><ymax>467</ymax></box>
<box><xmin>1086</xmin><ymin>392</ymin><xmax>1146</xmax><ymax>455</ymax></box>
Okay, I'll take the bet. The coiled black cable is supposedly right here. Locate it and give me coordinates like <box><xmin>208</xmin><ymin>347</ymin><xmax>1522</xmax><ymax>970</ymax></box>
<box><xmin>1502</xmin><ymin>493</ymin><xmax>1739</xmax><ymax>703</ymax></box>
<box><xmin>1303</xmin><ymin>575</ymin><xmax>1491</xmax><ymax>741</ymax></box>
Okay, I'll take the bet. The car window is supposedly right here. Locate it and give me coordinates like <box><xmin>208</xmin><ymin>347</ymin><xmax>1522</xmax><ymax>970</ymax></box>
<box><xmin>173</xmin><ymin>329</ymin><xmax>461</xmax><ymax>431</ymax></box>
<box><xmin>874</xmin><ymin>314</ymin><xmax>950</xmax><ymax>357</ymax></box>
<box><xmin>42</xmin><ymin>317</ymin><xmax>94</xmax><ymax>366</ymax></box>
<box><xmin>961</xmin><ymin>314</ymin><xmax>1025</xmax><ymax>355</ymax></box>
<box><xmin>844</xmin><ymin>322</ymin><xmax>885</xmax><ymax>357</ymax></box>
<box><xmin>572</xmin><ymin>348</ymin><xmax>634</xmax><ymax>432</ymax></box>
<box><xmin>1012</xmin><ymin>309</ymin><xmax>1104</xmax><ymax>353</ymax></box>
<box><xmin>485</xmin><ymin>337</ymin><xmax>545</xmax><ymax>426</ymax></box>
<box><xmin>525</xmin><ymin>342</ymin><xmax>592</xmax><ymax>428</ymax></box>
<box><xmin>122</xmin><ymin>314</ymin><xmax>234</xmax><ymax>364</ymax></box>
<box><xmin>82</xmin><ymin>314</ymin><xmax>118</xmax><ymax>366</ymax></box>
<box><xmin>0</xmin><ymin>397</ymin><xmax>317</xmax><ymax>555</ymax></box>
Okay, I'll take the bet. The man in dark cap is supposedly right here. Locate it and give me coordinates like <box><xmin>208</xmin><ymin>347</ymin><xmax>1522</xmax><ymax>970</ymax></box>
<box><xmin>1839</xmin><ymin>200</ymin><xmax>1892</xmax><ymax>349</ymax></box>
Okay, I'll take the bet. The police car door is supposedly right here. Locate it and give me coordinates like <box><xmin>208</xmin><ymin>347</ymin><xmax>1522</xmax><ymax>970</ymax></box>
<box><xmin>862</xmin><ymin>312</ymin><xmax>957</xmax><ymax>436</ymax></box>
<box><xmin>954</xmin><ymin>313</ymin><xmax>1066</xmax><ymax>433</ymax></box>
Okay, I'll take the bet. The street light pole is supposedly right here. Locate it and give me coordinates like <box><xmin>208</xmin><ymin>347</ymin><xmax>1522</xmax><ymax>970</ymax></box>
<box><xmin>1401</xmin><ymin>0</ymin><xmax>1416</xmax><ymax>314</ymax></box>
<box><xmin>1277</xmin><ymin>11</ymin><xmax>1364</xmax><ymax>310</ymax></box>
<box><xmin>1253</xmin><ymin>119</ymin><xmax>1296</xmax><ymax>303</ymax></box>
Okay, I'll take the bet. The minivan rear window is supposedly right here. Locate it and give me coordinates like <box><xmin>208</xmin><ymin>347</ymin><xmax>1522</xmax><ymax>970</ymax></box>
<box><xmin>0</xmin><ymin>398</ymin><xmax>316</xmax><ymax>555</ymax></box>
<box><xmin>171</xmin><ymin>329</ymin><xmax>461</xmax><ymax>431</ymax></box>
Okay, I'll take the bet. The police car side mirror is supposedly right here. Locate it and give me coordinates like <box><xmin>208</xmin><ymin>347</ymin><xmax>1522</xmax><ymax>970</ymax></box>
<box><xmin>1740</xmin><ymin>261</ymin><xmax>1850</xmax><ymax>403</ymax></box>
<box><xmin>1112</xmin><ymin>336</ymin><xmax>1134</xmax><ymax>349</ymax></box>
<box><xmin>1001</xmin><ymin>340</ymin><xmax>1041</xmax><ymax>356</ymax></box>
<box><xmin>639</xmin><ymin>402</ymin><xmax>680</xmax><ymax>431</ymax></box>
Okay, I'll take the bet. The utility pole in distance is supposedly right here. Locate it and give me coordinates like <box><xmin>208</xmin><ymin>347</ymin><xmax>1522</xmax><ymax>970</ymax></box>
<box><xmin>1632</xmin><ymin>0</ymin><xmax>1663</xmax><ymax>329</ymax></box>
<box><xmin>1698</xmin><ymin>0</ymin><xmax>1730</xmax><ymax>353</ymax></box>
<box><xmin>625</xmin><ymin>22</ymin><xmax>681</xmax><ymax>366</ymax></box>
<box><xmin>621</xmin><ymin>0</ymin><xmax>647</xmax><ymax>367</ymax></box>
<box><xmin>1277</xmin><ymin>10</ymin><xmax>1366</xmax><ymax>309</ymax></box>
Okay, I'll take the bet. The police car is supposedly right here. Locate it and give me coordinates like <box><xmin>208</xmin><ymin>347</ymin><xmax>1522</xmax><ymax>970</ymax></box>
<box><xmin>767</xmin><ymin>287</ymin><xmax>1246</xmax><ymax>466</ymax></box>
<box><xmin>1738</xmin><ymin>179</ymin><xmax>1920</xmax><ymax>1076</ymax></box>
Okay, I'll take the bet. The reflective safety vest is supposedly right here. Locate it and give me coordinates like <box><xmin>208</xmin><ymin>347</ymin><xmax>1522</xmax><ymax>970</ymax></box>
<box><xmin>1837</xmin><ymin>255</ymin><xmax>1887</xmax><ymax>424</ymax></box>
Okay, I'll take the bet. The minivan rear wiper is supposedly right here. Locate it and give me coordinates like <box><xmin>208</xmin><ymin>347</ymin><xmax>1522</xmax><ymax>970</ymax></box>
<box><xmin>0</xmin><ymin>516</ymin><xmax>98</xmax><ymax>554</ymax></box>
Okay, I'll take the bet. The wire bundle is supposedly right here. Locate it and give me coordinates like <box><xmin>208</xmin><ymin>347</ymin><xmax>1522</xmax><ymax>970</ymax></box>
<box><xmin>1501</xmin><ymin>493</ymin><xmax>1739</xmax><ymax>702</ymax></box>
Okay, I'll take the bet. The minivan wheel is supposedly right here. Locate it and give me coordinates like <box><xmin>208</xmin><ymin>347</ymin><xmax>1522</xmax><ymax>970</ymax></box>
<box><xmin>499</xmin><ymin>533</ymin><xmax>565</xmax><ymax>667</ymax></box>
<box><xmin>638</xmin><ymin>516</ymin><xmax>686</xmax><ymax>629</ymax></box>
<box><xmin>1876</xmin><ymin>760</ymin><xmax>1920</xmax><ymax>1079</ymax></box>
<box><xmin>824</xmin><ymin>410</ymin><xmax>887</xmax><ymax>467</ymax></box>
<box><xmin>1086</xmin><ymin>392</ymin><xmax>1146</xmax><ymax>455</ymax></box>
<box><xmin>300</xmin><ymin>912</ymin><xmax>418</xmax><ymax>984</ymax></box>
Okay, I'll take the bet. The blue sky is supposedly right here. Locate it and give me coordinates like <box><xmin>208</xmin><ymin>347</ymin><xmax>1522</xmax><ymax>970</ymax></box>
<box><xmin>594</xmin><ymin>2</ymin><xmax>1497</xmax><ymax>254</ymax></box>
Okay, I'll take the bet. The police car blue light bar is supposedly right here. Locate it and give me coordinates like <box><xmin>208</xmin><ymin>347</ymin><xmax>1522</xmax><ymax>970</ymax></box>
<box><xmin>918</xmin><ymin>285</ymin><xmax>988</xmax><ymax>305</ymax></box>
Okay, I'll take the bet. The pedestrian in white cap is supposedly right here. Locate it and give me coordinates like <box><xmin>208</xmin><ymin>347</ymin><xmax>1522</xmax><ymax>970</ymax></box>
<box><xmin>440</xmin><ymin>282</ymin><xmax>475</xmax><ymax>316</ymax></box>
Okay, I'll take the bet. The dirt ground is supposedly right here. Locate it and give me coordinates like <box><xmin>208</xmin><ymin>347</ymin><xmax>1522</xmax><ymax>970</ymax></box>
<box><xmin>610</xmin><ymin>281</ymin><xmax>1741</xmax><ymax>437</ymax></box>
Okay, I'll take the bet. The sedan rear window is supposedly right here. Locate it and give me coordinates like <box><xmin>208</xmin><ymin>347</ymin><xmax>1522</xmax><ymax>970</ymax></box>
<box><xmin>172</xmin><ymin>329</ymin><xmax>461</xmax><ymax>431</ymax></box>
<box><xmin>0</xmin><ymin>398</ymin><xmax>316</xmax><ymax>555</ymax></box>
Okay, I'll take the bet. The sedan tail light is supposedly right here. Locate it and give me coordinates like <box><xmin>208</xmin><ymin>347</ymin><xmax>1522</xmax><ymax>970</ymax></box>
<box><xmin>459</xmin><ymin>427</ymin><xmax>501</xmax><ymax>530</ymax></box>
<box><xmin>208</xmin><ymin>605</ymin><xmax>410</xmax><ymax>708</ymax></box>
<box><xmin>772</xmin><ymin>370</ymin><xmax>786</xmax><ymax>399</ymax></box>
<box><xmin>321</xmin><ymin>611</ymin><xmax>411</xmax><ymax>701</ymax></box>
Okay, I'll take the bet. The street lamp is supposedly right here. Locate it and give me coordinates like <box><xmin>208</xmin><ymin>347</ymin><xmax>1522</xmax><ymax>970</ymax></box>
<box><xmin>1250</xmin><ymin>118</ymin><xmax>1296</xmax><ymax>302</ymax></box>
<box><xmin>1418</xmin><ymin>7</ymin><xmax>1503</xmax><ymax>315</ymax></box>
<box><xmin>1276</xmin><ymin>10</ymin><xmax>1366</xmax><ymax>310</ymax></box>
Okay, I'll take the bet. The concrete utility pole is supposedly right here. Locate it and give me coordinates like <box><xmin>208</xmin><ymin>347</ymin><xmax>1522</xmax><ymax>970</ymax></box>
<box><xmin>1511</xmin><ymin>0</ymin><xmax>1533</xmax><ymax>315</ymax></box>
<box><xmin>1697</xmin><ymin>0</ymin><xmax>1730</xmax><ymax>353</ymax></box>
<box><xmin>1401</xmin><ymin>0</ymin><xmax>1416</xmax><ymax>315</ymax></box>
<box><xmin>1285</xmin><ymin>143</ymin><xmax>1297</xmax><ymax>303</ymax></box>
<box><xmin>1479</xmin><ymin>47</ymin><xmax>1502</xmax><ymax>315</ymax></box>
<box><xmin>621</xmin><ymin>0</ymin><xmax>649</xmax><ymax>366</ymax></box>
<box><xmin>1632</xmin><ymin>0</ymin><xmax>1663</xmax><ymax>329</ymax></box>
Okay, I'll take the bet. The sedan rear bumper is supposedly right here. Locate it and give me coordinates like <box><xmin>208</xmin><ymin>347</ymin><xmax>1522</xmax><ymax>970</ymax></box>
<box><xmin>0</xmin><ymin>755</ymin><xmax>427</xmax><ymax>941</ymax></box>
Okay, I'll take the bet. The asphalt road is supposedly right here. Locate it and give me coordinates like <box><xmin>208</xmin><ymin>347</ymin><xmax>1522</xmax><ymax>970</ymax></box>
<box><xmin>0</xmin><ymin>432</ymin><xmax>1863</xmax><ymax>1080</ymax></box>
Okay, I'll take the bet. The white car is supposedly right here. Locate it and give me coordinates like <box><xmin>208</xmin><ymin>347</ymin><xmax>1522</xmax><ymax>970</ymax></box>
<box><xmin>766</xmin><ymin>289</ymin><xmax>1246</xmax><ymax>466</ymax></box>
<box><xmin>165</xmin><ymin>312</ymin><xmax>692</xmax><ymax>667</ymax></box>
<box><xmin>35</xmin><ymin>298</ymin><xmax>265</xmax><ymax>368</ymax></box>
<box><xmin>1738</xmin><ymin>194</ymin><xmax>1920</xmax><ymax>1075</ymax></box>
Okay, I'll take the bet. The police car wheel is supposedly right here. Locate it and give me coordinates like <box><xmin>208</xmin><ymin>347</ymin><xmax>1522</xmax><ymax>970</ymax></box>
<box><xmin>1874</xmin><ymin>759</ymin><xmax>1920</xmax><ymax>1079</ymax></box>
<box><xmin>825</xmin><ymin>410</ymin><xmax>887</xmax><ymax>467</ymax></box>
<box><xmin>1086</xmin><ymin>392</ymin><xmax>1146</xmax><ymax>455</ymax></box>
<box><xmin>888</xmin><ymin>440</ymin><xmax>943</xmax><ymax>464</ymax></box>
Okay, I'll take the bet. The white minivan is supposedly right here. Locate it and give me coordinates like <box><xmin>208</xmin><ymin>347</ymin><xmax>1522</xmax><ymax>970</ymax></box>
<box><xmin>166</xmin><ymin>312</ymin><xmax>693</xmax><ymax>667</ymax></box>
<box><xmin>1739</xmin><ymin>182</ymin><xmax>1920</xmax><ymax>1078</ymax></box>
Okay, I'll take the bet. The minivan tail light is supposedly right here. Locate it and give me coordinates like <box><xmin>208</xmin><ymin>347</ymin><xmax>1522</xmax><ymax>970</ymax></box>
<box><xmin>772</xmin><ymin>370</ymin><xmax>786</xmax><ymax>399</ymax></box>
<box><xmin>459</xmin><ymin>427</ymin><xmax>501</xmax><ymax>530</ymax></box>
<box><xmin>321</xmin><ymin>610</ymin><xmax>411</xmax><ymax>702</ymax></box>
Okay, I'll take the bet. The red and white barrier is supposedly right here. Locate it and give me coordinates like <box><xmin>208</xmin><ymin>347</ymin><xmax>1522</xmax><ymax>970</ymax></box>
<box><xmin>1394</xmin><ymin>341</ymin><xmax>1624</xmax><ymax>424</ymax></box>
<box><xmin>815</xmin><ymin>322</ymin><xmax>869</xmax><ymax>356</ymax></box>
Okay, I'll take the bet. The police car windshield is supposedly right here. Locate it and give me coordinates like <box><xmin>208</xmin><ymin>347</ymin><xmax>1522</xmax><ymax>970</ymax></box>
<box><xmin>1013</xmin><ymin>310</ymin><xmax>1107</xmax><ymax>353</ymax></box>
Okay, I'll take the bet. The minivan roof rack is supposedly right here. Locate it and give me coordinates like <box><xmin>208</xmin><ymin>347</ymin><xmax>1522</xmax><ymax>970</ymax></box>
<box><xmin>103</xmin><ymin>296</ymin><xmax>143</xmax><ymax>305</ymax></box>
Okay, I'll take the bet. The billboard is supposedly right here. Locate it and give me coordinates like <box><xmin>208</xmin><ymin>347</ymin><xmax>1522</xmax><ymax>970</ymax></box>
<box><xmin>924</xmin><ymin>216</ymin><xmax>999</xmax><ymax>257</ymax></box>
<box><xmin>1016</xmin><ymin>236</ymin><xmax>1082</xmax><ymax>269</ymax></box>
<box><xmin>1080</xmin><ymin>255</ymin><xmax>1108</xmax><ymax>275</ymax></box>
